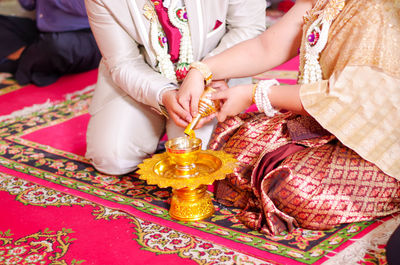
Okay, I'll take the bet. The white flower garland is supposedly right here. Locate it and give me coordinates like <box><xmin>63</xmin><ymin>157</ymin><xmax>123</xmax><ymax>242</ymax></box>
<box><xmin>168</xmin><ymin>0</ymin><xmax>194</xmax><ymax>81</ymax></box>
<box><xmin>144</xmin><ymin>1</ymin><xmax>194</xmax><ymax>82</ymax></box>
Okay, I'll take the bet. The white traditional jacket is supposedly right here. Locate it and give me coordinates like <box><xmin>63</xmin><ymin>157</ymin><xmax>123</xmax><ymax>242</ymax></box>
<box><xmin>85</xmin><ymin>0</ymin><xmax>266</xmax><ymax>114</ymax></box>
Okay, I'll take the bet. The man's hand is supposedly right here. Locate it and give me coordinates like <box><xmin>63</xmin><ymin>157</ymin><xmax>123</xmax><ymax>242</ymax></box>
<box><xmin>162</xmin><ymin>89</ymin><xmax>192</xmax><ymax>127</ymax></box>
<box><xmin>177</xmin><ymin>69</ymin><xmax>205</xmax><ymax>118</ymax></box>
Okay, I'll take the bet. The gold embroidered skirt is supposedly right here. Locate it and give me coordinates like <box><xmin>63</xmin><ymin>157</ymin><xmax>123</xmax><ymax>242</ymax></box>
<box><xmin>209</xmin><ymin>112</ymin><xmax>400</xmax><ymax>235</ymax></box>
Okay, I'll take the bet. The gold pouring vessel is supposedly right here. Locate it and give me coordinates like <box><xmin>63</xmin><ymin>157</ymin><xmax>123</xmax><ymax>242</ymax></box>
<box><xmin>184</xmin><ymin>86</ymin><xmax>220</xmax><ymax>138</ymax></box>
<box><xmin>137</xmin><ymin>87</ymin><xmax>237</xmax><ymax>221</ymax></box>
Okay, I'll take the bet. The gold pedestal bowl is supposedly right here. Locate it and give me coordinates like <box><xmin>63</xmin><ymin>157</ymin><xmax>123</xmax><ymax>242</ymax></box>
<box><xmin>137</xmin><ymin>136</ymin><xmax>237</xmax><ymax>221</ymax></box>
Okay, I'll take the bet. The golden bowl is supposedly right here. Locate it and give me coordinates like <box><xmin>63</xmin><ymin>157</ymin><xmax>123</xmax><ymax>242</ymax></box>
<box><xmin>165</xmin><ymin>137</ymin><xmax>202</xmax><ymax>176</ymax></box>
<box><xmin>137</xmin><ymin>149</ymin><xmax>238</xmax><ymax>221</ymax></box>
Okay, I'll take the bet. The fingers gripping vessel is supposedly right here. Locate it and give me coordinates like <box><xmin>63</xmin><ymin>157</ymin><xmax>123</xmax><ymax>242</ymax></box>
<box><xmin>184</xmin><ymin>86</ymin><xmax>220</xmax><ymax>138</ymax></box>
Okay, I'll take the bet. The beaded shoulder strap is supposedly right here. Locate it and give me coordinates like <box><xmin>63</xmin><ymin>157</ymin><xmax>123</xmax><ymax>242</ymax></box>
<box><xmin>300</xmin><ymin>0</ymin><xmax>345</xmax><ymax>84</ymax></box>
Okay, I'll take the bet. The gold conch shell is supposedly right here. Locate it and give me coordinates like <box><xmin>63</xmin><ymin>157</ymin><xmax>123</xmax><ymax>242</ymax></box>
<box><xmin>184</xmin><ymin>86</ymin><xmax>220</xmax><ymax>138</ymax></box>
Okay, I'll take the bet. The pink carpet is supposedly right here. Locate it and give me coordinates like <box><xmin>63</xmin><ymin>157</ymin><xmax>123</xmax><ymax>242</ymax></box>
<box><xmin>0</xmin><ymin>175</ymin><xmax>197</xmax><ymax>265</ymax></box>
<box><xmin>0</xmin><ymin>62</ymin><xmax>391</xmax><ymax>265</ymax></box>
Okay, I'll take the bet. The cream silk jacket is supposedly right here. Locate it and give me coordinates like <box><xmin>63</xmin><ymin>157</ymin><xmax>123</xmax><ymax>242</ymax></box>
<box><xmin>85</xmin><ymin>0</ymin><xmax>266</xmax><ymax>114</ymax></box>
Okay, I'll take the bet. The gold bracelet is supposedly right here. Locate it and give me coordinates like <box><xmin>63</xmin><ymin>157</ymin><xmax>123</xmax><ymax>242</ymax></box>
<box><xmin>189</xmin><ymin>61</ymin><xmax>212</xmax><ymax>85</ymax></box>
<box><xmin>252</xmin><ymin>83</ymin><xmax>258</xmax><ymax>104</ymax></box>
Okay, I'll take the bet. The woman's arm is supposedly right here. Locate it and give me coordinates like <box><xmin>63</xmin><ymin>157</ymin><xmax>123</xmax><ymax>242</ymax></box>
<box><xmin>211</xmin><ymin>82</ymin><xmax>307</xmax><ymax>122</ymax></box>
<box><xmin>205</xmin><ymin>0</ymin><xmax>312</xmax><ymax>80</ymax></box>
<box><xmin>178</xmin><ymin>0</ymin><xmax>313</xmax><ymax>118</ymax></box>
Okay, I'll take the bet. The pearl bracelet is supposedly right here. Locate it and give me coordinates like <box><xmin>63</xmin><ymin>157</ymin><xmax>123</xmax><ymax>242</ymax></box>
<box><xmin>254</xmin><ymin>79</ymin><xmax>280</xmax><ymax>117</ymax></box>
<box><xmin>189</xmin><ymin>61</ymin><xmax>212</xmax><ymax>85</ymax></box>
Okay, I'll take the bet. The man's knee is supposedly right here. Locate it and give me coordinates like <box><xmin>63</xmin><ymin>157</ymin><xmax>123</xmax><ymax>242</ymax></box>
<box><xmin>87</xmin><ymin>152</ymin><xmax>138</xmax><ymax>175</ymax></box>
<box><xmin>86</xmin><ymin>135</ymin><xmax>158</xmax><ymax>176</ymax></box>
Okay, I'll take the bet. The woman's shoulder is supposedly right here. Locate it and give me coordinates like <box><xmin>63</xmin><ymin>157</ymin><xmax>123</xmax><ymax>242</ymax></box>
<box><xmin>357</xmin><ymin>0</ymin><xmax>400</xmax><ymax>12</ymax></box>
<box><xmin>352</xmin><ymin>0</ymin><xmax>400</xmax><ymax>25</ymax></box>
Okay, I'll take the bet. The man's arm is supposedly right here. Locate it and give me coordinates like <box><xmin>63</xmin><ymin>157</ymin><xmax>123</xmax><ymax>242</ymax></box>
<box><xmin>85</xmin><ymin>0</ymin><xmax>179</xmax><ymax>111</ymax></box>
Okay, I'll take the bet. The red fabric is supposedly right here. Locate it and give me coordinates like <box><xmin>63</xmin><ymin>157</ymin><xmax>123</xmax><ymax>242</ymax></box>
<box><xmin>210</xmin><ymin>111</ymin><xmax>400</xmax><ymax>235</ymax></box>
<box><xmin>213</xmin><ymin>20</ymin><xmax>222</xmax><ymax>30</ymax></box>
<box><xmin>151</xmin><ymin>0</ymin><xmax>182</xmax><ymax>63</ymax></box>
<box><xmin>278</xmin><ymin>0</ymin><xmax>295</xmax><ymax>13</ymax></box>
<box><xmin>251</xmin><ymin>144</ymin><xmax>305</xmax><ymax>197</ymax></box>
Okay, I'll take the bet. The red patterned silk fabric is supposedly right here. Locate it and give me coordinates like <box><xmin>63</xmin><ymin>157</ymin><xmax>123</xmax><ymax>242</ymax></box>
<box><xmin>209</xmin><ymin>112</ymin><xmax>400</xmax><ymax>235</ymax></box>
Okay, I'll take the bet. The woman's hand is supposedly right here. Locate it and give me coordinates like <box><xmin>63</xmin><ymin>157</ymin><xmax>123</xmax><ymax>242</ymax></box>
<box><xmin>211</xmin><ymin>83</ymin><xmax>254</xmax><ymax>122</ymax></box>
<box><xmin>210</xmin><ymin>79</ymin><xmax>229</xmax><ymax>91</ymax></box>
<box><xmin>189</xmin><ymin>79</ymin><xmax>229</xmax><ymax>129</ymax></box>
<box><xmin>177</xmin><ymin>69</ymin><xmax>205</xmax><ymax>118</ymax></box>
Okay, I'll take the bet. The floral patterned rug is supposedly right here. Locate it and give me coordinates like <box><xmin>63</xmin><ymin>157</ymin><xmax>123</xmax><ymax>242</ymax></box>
<box><xmin>1</xmin><ymin>172</ymin><xmax>269</xmax><ymax>264</ymax></box>
<box><xmin>0</xmin><ymin>64</ymin><xmax>393</xmax><ymax>264</ymax></box>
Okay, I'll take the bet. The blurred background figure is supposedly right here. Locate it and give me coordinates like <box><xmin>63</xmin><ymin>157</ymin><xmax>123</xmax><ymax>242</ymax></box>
<box><xmin>0</xmin><ymin>0</ymin><xmax>101</xmax><ymax>86</ymax></box>
<box><xmin>265</xmin><ymin>0</ymin><xmax>295</xmax><ymax>26</ymax></box>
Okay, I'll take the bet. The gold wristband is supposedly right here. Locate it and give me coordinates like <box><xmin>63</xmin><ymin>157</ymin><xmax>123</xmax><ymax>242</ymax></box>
<box><xmin>252</xmin><ymin>83</ymin><xmax>258</xmax><ymax>104</ymax></box>
<box><xmin>189</xmin><ymin>61</ymin><xmax>212</xmax><ymax>85</ymax></box>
